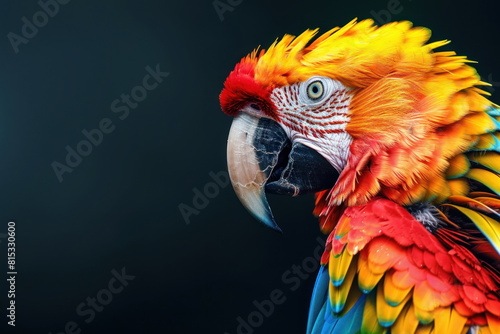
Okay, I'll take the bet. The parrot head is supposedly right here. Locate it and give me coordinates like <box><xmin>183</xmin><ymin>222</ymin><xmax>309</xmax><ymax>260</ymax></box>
<box><xmin>220</xmin><ymin>19</ymin><xmax>496</xmax><ymax>232</ymax></box>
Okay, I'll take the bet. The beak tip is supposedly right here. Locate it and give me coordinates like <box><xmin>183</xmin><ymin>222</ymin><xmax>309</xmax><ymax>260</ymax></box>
<box><xmin>272</xmin><ymin>225</ymin><xmax>283</xmax><ymax>233</ymax></box>
<box><xmin>246</xmin><ymin>200</ymin><xmax>282</xmax><ymax>232</ymax></box>
<box><xmin>261</xmin><ymin>216</ymin><xmax>283</xmax><ymax>233</ymax></box>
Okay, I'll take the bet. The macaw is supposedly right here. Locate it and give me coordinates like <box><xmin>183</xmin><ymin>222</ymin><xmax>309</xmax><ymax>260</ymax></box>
<box><xmin>219</xmin><ymin>19</ymin><xmax>500</xmax><ymax>333</ymax></box>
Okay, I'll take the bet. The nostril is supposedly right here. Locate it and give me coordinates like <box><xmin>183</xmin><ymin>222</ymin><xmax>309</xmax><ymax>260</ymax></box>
<box><xmin>250</xmin><ymin>103</ymin><xmax>261</xmax><ymax>111</ymax></box>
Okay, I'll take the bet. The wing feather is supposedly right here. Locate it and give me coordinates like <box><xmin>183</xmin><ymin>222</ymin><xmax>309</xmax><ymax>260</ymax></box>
<box><xmin>312</xmin><ymin>198</ymin><xmax>500</xmax><ymax>333</ymax></box>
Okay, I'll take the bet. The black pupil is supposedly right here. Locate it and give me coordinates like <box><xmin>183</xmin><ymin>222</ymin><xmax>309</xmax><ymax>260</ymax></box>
<box><xmin>312</xmin><ymin>85</ymin><xmax>319</xmax><ymax>94</ymax></box>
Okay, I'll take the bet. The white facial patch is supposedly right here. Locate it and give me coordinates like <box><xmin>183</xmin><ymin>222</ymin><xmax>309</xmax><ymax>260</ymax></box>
<box><xmin>270</xmin><ymin>76</ymin><xmax>353</xmax><ymax>173</ymax></box>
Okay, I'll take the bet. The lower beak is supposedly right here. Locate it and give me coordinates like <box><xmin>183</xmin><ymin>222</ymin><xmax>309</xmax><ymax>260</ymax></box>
<box><xmin>227</xmin><ymin>112</ymin><xmax>339</xmax><ymax>231</ymax></box>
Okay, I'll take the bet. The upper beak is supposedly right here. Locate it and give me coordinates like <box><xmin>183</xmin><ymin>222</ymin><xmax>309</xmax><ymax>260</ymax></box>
<box><xmin>227</xmin><ymin>112</ymin><xmax>340</xmax><ymax>231</ymax></box>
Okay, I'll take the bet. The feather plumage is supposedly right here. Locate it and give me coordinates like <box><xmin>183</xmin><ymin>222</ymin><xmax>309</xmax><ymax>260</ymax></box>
<box><xmin>220</xmin><ymin>18</ymin><xmax>500</xmax><ymax>334</ymax></box>
<box><xmin>287</xmin><ymin>22</ymin><xmax>500</xmax><ymax>333</ymax></box>
<box><xmin>312</xmin><ymin>198</ymin><xmax>500</xmax><ymax>334</ymax></box>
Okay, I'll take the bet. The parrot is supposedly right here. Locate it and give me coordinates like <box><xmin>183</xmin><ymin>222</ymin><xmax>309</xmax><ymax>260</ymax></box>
<box><xmin>219</xmin><ymin>19</ymin><xmax>500</xmax><ymax>333</ymax></box>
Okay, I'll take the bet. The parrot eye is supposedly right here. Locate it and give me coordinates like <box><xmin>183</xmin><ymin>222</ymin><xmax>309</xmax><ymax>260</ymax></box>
<box><xmin>299</xmin><ymin>76</ymin><xmax>340</xmax><ymax>107</ymax></box>
<box><xmin>307</xmin><ymin>81</ymin><xmax>324</xmax><ymax>100</ymax></box>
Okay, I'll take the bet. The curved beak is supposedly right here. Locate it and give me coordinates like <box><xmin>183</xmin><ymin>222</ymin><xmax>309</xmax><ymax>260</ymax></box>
<box><xmin>227</xmin><ymin>112</ymin><xmax>339</xmax><ymax>231</ymax></box>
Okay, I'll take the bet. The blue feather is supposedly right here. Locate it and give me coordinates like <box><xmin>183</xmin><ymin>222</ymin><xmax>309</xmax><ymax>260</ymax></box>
<box><xmin>307</xmin><ymin>266</ymin><xmax>330</xmax><ymax>334</ymax></box>
<box><xmin>317</xmin><ymin>294</ymin><xmax>366</xmax><ymax>334</ymax></box>
<box><xmin>307</xmin><ymin>264</ymin><xmax>367</xmax><ymax>333</ymax></box>
<box><xmin>486</xmin><ymin>106</ymin><xmax>500</xmax><ymax>116</ymax></box>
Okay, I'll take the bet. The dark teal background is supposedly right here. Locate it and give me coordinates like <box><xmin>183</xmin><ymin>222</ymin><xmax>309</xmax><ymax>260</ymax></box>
<box><xmin>1</xmin><ymin>0</ymin><xmax>499</xmax><ymax>333</ymax></box>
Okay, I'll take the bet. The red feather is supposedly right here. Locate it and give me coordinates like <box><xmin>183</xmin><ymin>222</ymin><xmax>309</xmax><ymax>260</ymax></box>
<box><xmin>219</xmin><ymin>56</ymin><xmax>277</xmax><ymax>118</ymax></box>
<box><xmin>321</xmin><ymin>198</ymin><xmax>500</xmax><ymax>330</ymax></box>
